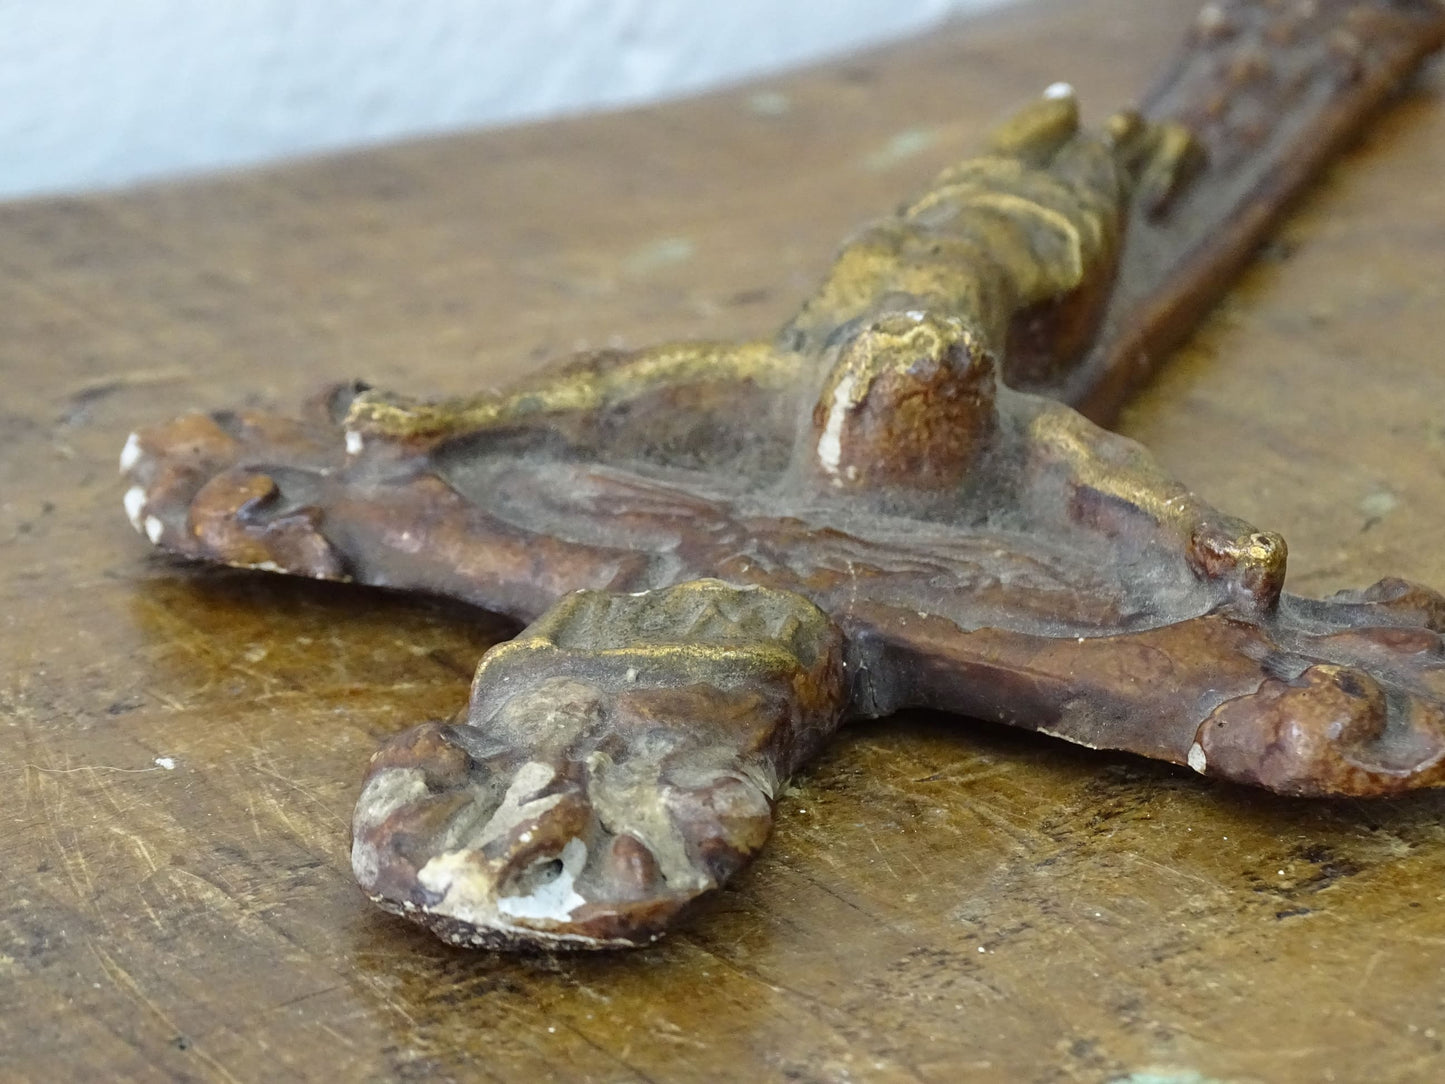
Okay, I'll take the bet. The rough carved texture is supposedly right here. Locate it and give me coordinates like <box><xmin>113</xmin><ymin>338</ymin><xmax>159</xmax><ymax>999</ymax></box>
<box><xmin>120</xmin><ymin>0</ymin><xmax>1445</xmax><ymax>948</ymax></box>
<box><xmin>352</xmin><ymin>580</ymin><xmax>845</xmax><ymax>947</ymax></box>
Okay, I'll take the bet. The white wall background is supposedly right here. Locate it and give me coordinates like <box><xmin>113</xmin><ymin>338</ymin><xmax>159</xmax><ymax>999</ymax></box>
<box><xmin>0</xmin><ymin>0</ymin><xmax>1011</xmax><ymax>200</ymax></box>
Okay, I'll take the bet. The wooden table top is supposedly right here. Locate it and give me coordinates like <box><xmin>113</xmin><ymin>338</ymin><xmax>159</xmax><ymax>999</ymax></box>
<box><xmin>4</xmin><ymin>0</ymin><xmax>1444</xmax><ymax>1079</ymax></box>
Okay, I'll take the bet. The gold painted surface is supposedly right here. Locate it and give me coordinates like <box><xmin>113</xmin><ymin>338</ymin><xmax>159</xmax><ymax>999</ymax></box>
<box><xmin>784</xmin><ymin>103</ymin><xmax>1148</xmax><ymax>355</ymax></box>
<box><xmin>348</xmin><ymin>65</ymin><xmax>1194</xmax><ymax>450</ymax></box>
<box><xmin>348</xmin><ymin>338</ymin><xmax>789</xmax><ymax>441</ymax></box>
<box><xmin>4</xmin><ymin>0</ymin><xmax>1445</xmax><ymax>1079</ymax></box>
<box><xmin>1024</xmin><ymin>402</ymin><xmax>1288</xmax><ymax>592</ymax></box>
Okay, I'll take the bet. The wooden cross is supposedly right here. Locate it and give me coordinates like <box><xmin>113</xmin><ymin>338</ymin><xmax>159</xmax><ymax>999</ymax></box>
<box><xmin>120</xmin><ymin>0</ymin><xmax>1445</xmax><ymax>948</ymax></box>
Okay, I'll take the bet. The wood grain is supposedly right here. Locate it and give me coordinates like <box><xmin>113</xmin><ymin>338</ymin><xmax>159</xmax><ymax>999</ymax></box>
<box><xmin>3</xmin><ymin>0</ymin><xmax>1444</xmax><ymax>1079</ymax></box>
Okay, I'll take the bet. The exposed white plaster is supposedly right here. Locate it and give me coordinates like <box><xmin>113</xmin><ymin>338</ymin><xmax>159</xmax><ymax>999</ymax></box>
<box><xmin>415</xmin><ymin>850</ymin><xmax>486</xmax><ymax>914</ymax></box>
<box><xmin>356</xmin><ymin>766</ymin><xmax>429</xmax><ymax>826</ymax></box>
<box><xmin>496</xmin><ymin>837</ymin><xmax>588</xmax><ymax>921</ymax></box>
<box><xmin>477</xmin><ymin>761</ymin><xmax>563</xmax><ymax>848</ymax></box>
<box><xmin>817</xmin><ymin>371</ymin><xmax>857</xmax><ymax>474</ymax></box>
<box><xmin>1036</xmin><ymin>726</ymin><xmax>1102</xmax><ymax>751</ymax></box>
<box><xmin>144</xmin><ymin>515</ymin><xmax>165</xmax><ymax>544</ymax></box>
<box><xmin>1187</xmin><ymin>741</ymin><xmax>1208</xmax><ymax>774</ymax></box>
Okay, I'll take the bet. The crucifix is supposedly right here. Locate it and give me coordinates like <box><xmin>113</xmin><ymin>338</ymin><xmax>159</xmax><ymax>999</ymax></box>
<box><xmin>119</xmin><ymin>0</ymin><xmax>1445</xmax><ymax>949</ymax></box>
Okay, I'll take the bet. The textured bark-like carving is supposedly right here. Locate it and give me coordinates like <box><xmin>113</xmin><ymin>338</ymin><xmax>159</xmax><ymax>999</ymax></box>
<box><xmin>120</xmin><ymin>0</ymin><xmax>1445</xmax><ymax>948</ymax></box>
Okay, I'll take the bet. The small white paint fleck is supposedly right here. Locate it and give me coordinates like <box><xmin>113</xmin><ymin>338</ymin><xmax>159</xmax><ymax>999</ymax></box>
<box><xmin>119</xmin><ymin>433</ymin><xmax>142</xmax><ymax>473</ymax></box>
<box><xmin>154</xmin><ymin>756</ymin><xmax>176</xmax><ymax>770</ymax></box>
<box><xmin>1187</xmin><ymin>742</ymin><xmax>1207</xmax><ymax>774</ymax></box>
<box><xmin>345</xmin><ymin>430</ymin><xmax>364</xmax><ymax>455</ymax></box>
<box><xmin>977</xmin><ymin>946</ymin><xmax>986</xmax><ymax>953</ymax></box>
<box><xmin>624</xmin><ymin>667</ymin><xmax>638</xmax><ymax>683</ymax></box>
<box><xmin>1043</xmin><ymin>81</ymin><xmax>1075</xmax><ymax>100</ymax></box>
<box><xmin>1278</xmin><ymin>870</ymin><xmax>1286</xmax><ymax>876</ymax></box>
<box><xmin>904</xmin><ymin>309</ymin><xmax>926</xmax><ymax>321</ymax></box>
<box><xmin>123</xmin><ymin>486</ymin><xmax>147</xmax><ymax>530</ymax></box>
<box><xmin>144</xmin><ymin>515</ymin><xmax>164</xmax><ymax>544</ymax></box>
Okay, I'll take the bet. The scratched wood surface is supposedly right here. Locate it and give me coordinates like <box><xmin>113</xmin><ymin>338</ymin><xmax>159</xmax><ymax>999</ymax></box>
<box><xmin>3</xmin><ymin>0</ymin><xmax>1444</xmax><ymax>1080</ymax></box>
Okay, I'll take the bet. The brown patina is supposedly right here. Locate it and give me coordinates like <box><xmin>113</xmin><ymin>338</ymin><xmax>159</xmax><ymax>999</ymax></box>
<box><xmin>120</xmin><ymin>0</ymin><xmax>1445</xmax><ymax>948</ymax></box>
